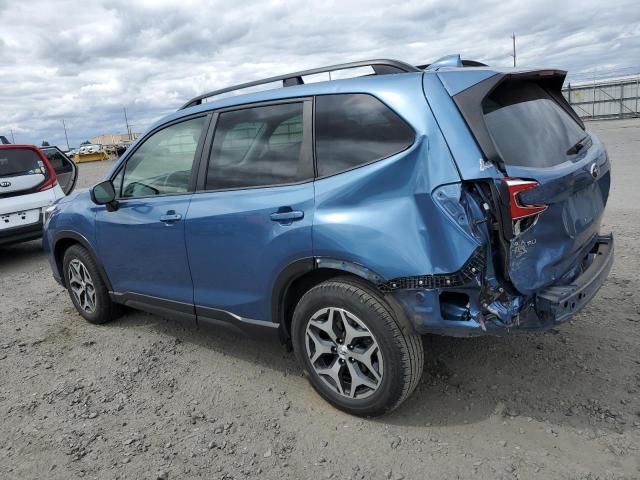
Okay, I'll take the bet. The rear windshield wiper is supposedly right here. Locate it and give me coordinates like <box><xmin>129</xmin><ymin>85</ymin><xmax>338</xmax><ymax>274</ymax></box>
<box><xmin>566</xmin><ymin>134</ymin><xmax>591</xmax><ymax>155</ymax></box>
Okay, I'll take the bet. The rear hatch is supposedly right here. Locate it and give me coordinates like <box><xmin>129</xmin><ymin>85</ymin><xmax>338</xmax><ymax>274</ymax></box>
<box><xmin>0</xmin><ymin>147</ymin><xmax>48</xmax><ymax>196</ymax></box>
<box><xmin>445</xmin><ymin>70</ymin><xmax>610</xmax><ymax>295</ymax></box>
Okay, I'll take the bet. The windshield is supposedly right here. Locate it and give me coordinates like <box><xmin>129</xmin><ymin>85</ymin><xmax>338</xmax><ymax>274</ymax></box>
<box><xmin>0</xmin><ymin>149</ymin><xmax>46</xmax><ymax>177</ymax></box>
<box><xmin>483</xmin><ymin>80</ymin><xmax>585</xmax><ymax>168</ymax></box>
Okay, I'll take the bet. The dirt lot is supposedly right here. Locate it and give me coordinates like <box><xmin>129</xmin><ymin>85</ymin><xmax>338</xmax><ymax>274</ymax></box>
<box><xmin>1</xmin><ymin>120</ymin><xmax>639</xmax><ymax>480</ymax></box>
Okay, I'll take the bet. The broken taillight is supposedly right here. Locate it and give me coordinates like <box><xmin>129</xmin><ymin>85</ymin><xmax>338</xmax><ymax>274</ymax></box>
<box><xmin>503</xmin><ymin>178</ymin><xmax>547</xmax><ymax>220</ymax></box>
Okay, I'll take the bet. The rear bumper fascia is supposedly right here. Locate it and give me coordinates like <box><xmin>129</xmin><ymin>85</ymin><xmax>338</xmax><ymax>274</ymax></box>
<box><xmin>535</xmin><ymin>234</ymin><xmax>614</xmax><ymax>324</ymax></box>
<box><xmin>0</xmin><ymin>218</ymin><xmax>43</xmax><ymax>246</ymax></box>
<box><xmin>390</xmin><ymin>234</ymin><xmax>614</xmax><ymax>337</ymax></box>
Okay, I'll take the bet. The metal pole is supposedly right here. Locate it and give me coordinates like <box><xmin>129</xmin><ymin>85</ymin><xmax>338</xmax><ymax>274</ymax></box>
<box><xmin>123</xmin><ymin>108</ymin><xmax>131</xmax><ymax>141</ymax></box>
<box><xmin>62</xmin><ymin>119</ymin><xmax>70</xmax><ymax>150</ymax></box>
<box><xmin>511</xmin><ymin>33</ymin><xmax>516</xmax><ymax>67</ymax></box>
<box><xmin>636</xmin><ymin>78</ymin><xmax>640</xmax><ymax>116</ymax></box>
<box><xmin>592</xmin><ymin>71</ymin><xmax>596</xmax><ymax>119</ymax></box>
<box><xmin>9</xmin><ymin>128</ymin><xmax>15</xmax><ymax>143</ymax></box>
<box><xmin>620</xmin><ymin>83</ymin><xmax>624</xmax><ymax>119</ymax></box>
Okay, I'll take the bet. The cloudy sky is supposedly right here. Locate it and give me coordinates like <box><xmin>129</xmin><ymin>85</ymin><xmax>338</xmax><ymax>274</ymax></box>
<box><xmin>1</xmin><ymin>0</ymin><xmax>639</xmax><ymax>147</ymax></box>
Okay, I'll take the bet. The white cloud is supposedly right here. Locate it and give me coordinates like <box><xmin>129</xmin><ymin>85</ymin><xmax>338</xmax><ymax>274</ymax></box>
<box><xmin>0</xmin><ymin>0</ymin><xmax>638</xmax><ymax>146</ymax></box>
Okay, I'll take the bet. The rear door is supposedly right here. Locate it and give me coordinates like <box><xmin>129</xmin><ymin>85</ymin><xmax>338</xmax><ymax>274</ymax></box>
<box><xmin>446</xmin><ymin>72</ymin><xmax>611</xmax><ymax>294</ymax></box>
<box><xmin>40</xmin><ymin>147</ymin><xmax>78</xmax><ymax>195</ymax></box>
<box><xmin>186</xmin><ymin>100</ymin><xmax>314</xmax><ymax>324</ymax></box>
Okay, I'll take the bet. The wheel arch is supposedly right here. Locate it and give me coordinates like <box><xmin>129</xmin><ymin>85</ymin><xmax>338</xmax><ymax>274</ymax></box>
<box><xmin>53</xmin><ymin>231</ymin><xmax>113</xmax><ymax>291</ymax></box>
<box><xmin>273</xmin><ymin>257</ymin><xmax>413</xmax><ymax>342</ymax></box>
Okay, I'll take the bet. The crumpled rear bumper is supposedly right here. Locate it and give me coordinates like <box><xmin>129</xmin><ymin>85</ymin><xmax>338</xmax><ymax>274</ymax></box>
<box><xmin>534</xmin><ymin>234</ymin><xmax>614</xmax><ymax>324</ymax></box>
<box><xmin>389</xmin><ymin>234</ymin><xmax>614</xmax><ymax>337</ymax></box>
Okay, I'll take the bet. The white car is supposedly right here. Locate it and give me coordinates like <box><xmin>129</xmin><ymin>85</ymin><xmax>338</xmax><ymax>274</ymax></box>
<box><xmin>0</xmin><ymin>145</ymin><xmax>77</xmax><ymax>246</ymax></box>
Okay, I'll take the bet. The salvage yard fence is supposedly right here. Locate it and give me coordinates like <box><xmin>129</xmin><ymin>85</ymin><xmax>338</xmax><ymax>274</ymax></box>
<box><xmin>563</xmin><ymin>75</ymin><xmax>640</xmax><ymax>121</ymax></box>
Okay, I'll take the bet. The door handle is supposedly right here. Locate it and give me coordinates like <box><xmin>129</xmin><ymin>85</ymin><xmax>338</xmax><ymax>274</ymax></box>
<box><xmin>160</xmin><ymin>211</ymin><xmax>182</xmax><ymax>223</ymax></box>
<box><xmin>270</xmin><ymin>210</ymin><xmax>304</xmax><ymax>223</ymax></box>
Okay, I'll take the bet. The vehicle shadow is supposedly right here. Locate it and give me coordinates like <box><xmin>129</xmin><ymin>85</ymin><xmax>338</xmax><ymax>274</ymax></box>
<box><xmin>0</xmin><ymin>240</ymin><xmax>44</xmax><ymax>272</ymax></box>
<box><xmin>108</xmin><ymin>306</ymin><xmax>625</xmax><ymax>433</ymax></box>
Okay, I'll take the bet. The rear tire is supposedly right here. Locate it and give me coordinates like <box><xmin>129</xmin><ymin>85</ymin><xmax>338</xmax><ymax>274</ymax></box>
<box><xmin>291</xmin><ymin>276</ymin><xmax>424</xmax><ymax>416</ymax></box>
<box><xmin>62</xmin><ymin>245</ymin><xmax>119</xmax><ymax>324</ymax></box>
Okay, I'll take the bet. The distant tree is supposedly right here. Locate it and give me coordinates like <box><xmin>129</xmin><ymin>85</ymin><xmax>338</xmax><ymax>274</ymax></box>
<box><xmin>41</xmin><ymin>141</ymin><xmax>50</xmax><ymax>146</ymax></box>
<box><xmin>80</xmin><ymin>140</ymin><xmax>91</xmax><ymax>145</ymax></box>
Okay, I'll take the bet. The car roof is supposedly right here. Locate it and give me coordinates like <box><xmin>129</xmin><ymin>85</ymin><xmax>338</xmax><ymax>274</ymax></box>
<box><xmin>150</xmin><ymin>56</ymin><xmax>562</xmax><ymax>134</ymax></box>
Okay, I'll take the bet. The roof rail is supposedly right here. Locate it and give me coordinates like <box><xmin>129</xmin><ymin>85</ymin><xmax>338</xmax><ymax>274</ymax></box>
<box><xmin>179</xmin><ymin>59</ymin><xmax>421</xmax><ymax>110</ymax></box>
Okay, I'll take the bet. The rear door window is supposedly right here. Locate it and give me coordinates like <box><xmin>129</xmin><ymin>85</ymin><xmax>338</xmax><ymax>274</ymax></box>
<box><xmin>315</xmin><ymin>94</ymin><xmax>415</xmax><ymax>177</ymax></box>
<box><xmin>0</xmin><ymin>149</ymin><xmax>46</xmax><ymax>177</ymax></box>
<box><xmin>205</xmin><ymin>102</ymin><xmax>310</xmax><ymax>190</ymax></box>
<box><xmin>482</xmin><ymin>81</ymin><xmax>586</xmax><ymax>168</ymax></box>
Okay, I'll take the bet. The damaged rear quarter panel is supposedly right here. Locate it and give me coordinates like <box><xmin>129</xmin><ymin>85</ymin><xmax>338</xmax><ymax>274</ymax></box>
<box><xmin>313</xmin><ymin>77</ymin><xmax>480</xmax><ymax>281</ymax></box>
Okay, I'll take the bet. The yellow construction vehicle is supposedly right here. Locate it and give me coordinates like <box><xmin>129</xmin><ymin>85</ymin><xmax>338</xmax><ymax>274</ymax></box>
<box><xmin>75</xmin><ymin>144</ymin><xmax>111</xmax><ymax>163</ymax></box>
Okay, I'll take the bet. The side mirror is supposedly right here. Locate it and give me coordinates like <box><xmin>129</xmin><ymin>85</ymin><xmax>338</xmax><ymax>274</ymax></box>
<box><xmin>91</xmin><ymin>180</ymin><xmax>119</xmax><ymax>211</ymax></box>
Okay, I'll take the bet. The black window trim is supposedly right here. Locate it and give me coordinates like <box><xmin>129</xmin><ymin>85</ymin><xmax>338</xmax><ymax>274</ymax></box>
<box><xmin>108</xmin><ymin>112</ymin><xmax>213</xmax><ymax>201</ymax></box>
<box><xmin>312</xmin><ymin>92</ymin><xmax>417</xmax><ymax>180</ymax></box>
<box><xmin>195</xmin><ymin>97</ymin><xmax>314</xmax><ymax>194</ymax></box>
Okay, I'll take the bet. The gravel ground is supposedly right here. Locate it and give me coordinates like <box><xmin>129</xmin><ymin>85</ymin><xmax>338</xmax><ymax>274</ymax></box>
<box><xmin>1</xmin><ymin>120</ymin><xmax>639</xmax><ymax>480</ymax></box>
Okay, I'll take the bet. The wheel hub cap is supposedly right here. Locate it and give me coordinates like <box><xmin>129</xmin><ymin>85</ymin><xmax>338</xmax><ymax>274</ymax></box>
<box><xmin>305</xmin><ymin>307</ymin><xmax>384</xmax><ymax>399</ymax></box>
<box><xmin>68</xmin><ymin>259</ymin><xmax>96</xmax><ymax>314</ymax></box>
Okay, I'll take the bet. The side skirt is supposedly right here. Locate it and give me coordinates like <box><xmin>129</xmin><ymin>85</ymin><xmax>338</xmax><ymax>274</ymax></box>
<box><xmin>109</xmin><ymin>291</ymin><xmax>280</xmax><ymax>340</ymax></box>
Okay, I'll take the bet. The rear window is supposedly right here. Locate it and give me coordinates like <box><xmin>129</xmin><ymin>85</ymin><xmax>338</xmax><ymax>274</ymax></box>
<box><xmin>0</xmin><ymin>149</ymin><xmax>46</xmax><ymax>177</ymax></box>
<box><xmin>315</xmin><ymin>94</ymin><xmax>415</xmax><ymax>177</ymax></box>
<box><xmin>482</xmin><ymin>81</ymin><xmax>585</xmax><ymax>168</ymax></box>
<box><xmin>41</xmin><ymin>148</ymin><xmax>73</xmax><ymax>174</ymax></box>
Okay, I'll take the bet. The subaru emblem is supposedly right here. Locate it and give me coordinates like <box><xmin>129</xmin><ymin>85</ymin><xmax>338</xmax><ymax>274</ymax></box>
<box><xmin>590</xmin><ymin>163</ymin><xmax>600</xmax><ymax>179</ymax></box>
<box><xmin>0</xmin><ymin>181</ymin><xmax>11</xmax><ymax>188</ymax></box>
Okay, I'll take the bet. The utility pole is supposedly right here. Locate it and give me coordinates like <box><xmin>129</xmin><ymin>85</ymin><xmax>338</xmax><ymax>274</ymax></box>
<box><xmin>123</xmin><ymin>107</ymin><xmax>131</xmax><ymax>141</ymax></box>
<box><xmin>62</xmin><ymin>119</ymin><xmax>70</xmax><ymax>150</ymax></box>
<box><xmin>511</xmin><ymin>33</ymin><xmax>516</xmax><ymax>67</ymax></box>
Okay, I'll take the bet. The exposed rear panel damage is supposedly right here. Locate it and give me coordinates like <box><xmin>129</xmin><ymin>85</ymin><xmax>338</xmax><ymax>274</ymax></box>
<box><xmin>388</xmin><ymin>68</ymin><xmax>614</xmax><ymax>337</ymax></box>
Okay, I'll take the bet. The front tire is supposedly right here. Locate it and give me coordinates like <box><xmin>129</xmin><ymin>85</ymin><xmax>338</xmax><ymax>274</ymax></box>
<box><xmin>62</xmin><ymin>244</ymin><xmax>119</xmax><ymax>324</ymax></box>
<box><xmin>291</xmin><ymin>277</ymin><xmax>424</xmax><ymax>416</ymax></box>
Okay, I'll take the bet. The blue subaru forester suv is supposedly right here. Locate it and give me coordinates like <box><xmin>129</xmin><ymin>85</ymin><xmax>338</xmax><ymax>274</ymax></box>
<box><xmin>44</xmin><ymin>55</ymin><xmax>613</xmax><ymax>416</ymax></box>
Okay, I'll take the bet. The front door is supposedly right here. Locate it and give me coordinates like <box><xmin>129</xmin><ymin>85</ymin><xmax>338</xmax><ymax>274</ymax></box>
<box><xmin>186</xmin><ymin>100</ymin><xmax>314</xmax><ymax>323</ymax></box>
<box><xmin>95</xmin><ymin>115</ymin><xmax>208</xmax><ymax>308</ymax></box>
